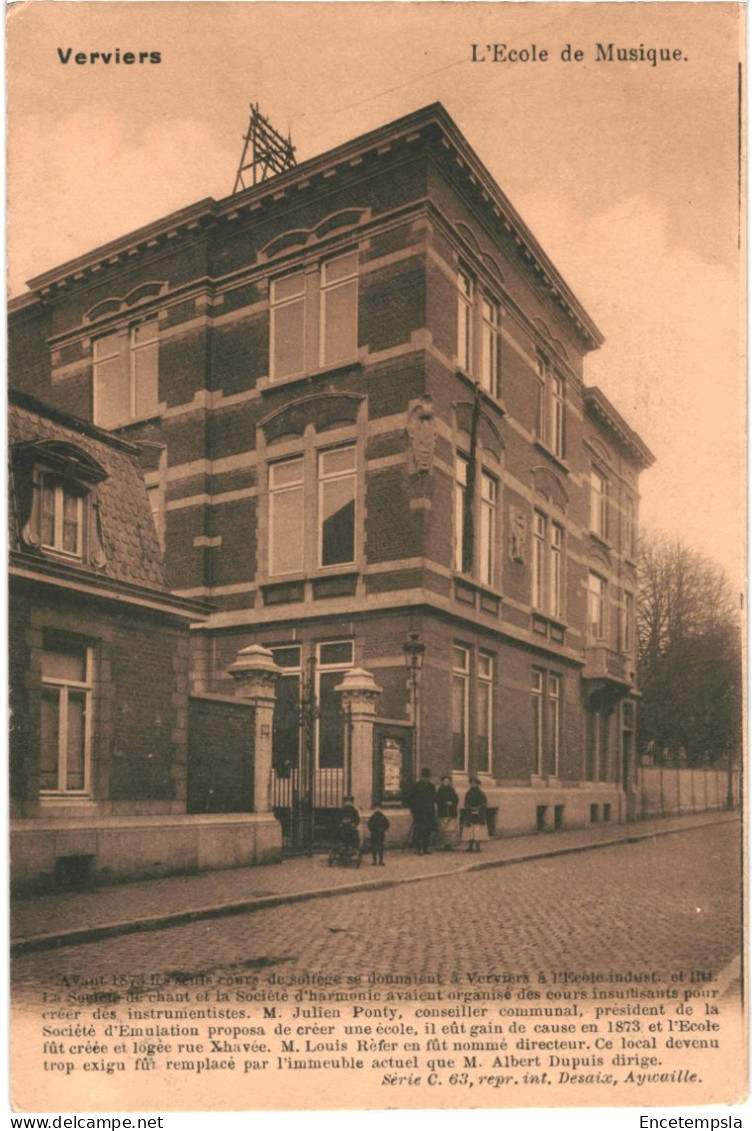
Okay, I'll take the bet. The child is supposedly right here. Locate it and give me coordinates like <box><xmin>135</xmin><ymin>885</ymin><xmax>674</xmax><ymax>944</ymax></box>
<box><xmin>367</xmin><ymin>809</ymin><xmax>390</xmax><ymax>866</ymax></box>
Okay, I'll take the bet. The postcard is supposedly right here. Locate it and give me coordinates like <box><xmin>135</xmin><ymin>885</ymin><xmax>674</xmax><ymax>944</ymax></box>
<box><xmin>7</xmin><ymin>1</ymin><xmax>746</xmax><ymax>1116</ymax></box>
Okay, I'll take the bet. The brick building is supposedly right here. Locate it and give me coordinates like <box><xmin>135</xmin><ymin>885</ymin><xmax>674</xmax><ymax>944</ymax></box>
<box><xmin>8</xmin><ymin>103</ymin><xmax>654</xmax><ymax>847</ymax></box>
<box><xmin>8</xmin><ymin>391</ymin><xmax>279</xmax><ymax>887</ymax></box>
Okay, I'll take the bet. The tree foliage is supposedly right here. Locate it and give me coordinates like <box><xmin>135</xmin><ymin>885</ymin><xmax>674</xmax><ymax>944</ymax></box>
<box><xmin>637</xmin><ymin>532</ymin><xmax>742</xmax><ymax>765</ymax></box>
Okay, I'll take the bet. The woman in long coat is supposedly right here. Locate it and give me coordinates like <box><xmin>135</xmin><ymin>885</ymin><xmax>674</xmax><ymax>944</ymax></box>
<box><xmin>461</xmin><ymin>777</ymin><xmax>488</xmax><ymax>852</ymax></box>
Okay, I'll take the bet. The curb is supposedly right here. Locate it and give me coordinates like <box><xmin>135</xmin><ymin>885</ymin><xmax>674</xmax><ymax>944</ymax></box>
<box><xmin>11</xmin><ymin>814</ymin><xmax>739</xmax><ymax>956</ymax></box>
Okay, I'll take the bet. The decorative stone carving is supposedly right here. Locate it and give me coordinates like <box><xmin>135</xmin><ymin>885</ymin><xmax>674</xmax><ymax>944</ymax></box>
<box><xmin>228</xmin><ymin>644</ymin><xmax>281</xmax><ymax>699</ymax></box>
<box><xmin>510</xmin><ymin>506</ymin><xmax>527</xmax><ymax>563</ymax></box>
<box><xmin>406</xmin><ymin>398</ymin><xmax>436</xmax><ymax>474</ymax></box>
<box><xmin>334</xmin><ymin>667</ymin><xmax>382</xmax><ymax>712</ymax></box>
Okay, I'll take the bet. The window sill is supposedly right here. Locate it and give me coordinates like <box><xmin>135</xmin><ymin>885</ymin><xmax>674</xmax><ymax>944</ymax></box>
<box><xmin>39</xmin><ymin>793</ymin><xmax>94</xmax><ymax>805</ymax></box>
<box><xmin>454</xmin><ymin>369</ymin><xmax>506</xmax><ymax>414</ymax></box>
<box><xmin>261</xmin><ymin>566</ymin><xmax>360</xmax><ymax>586</ymax></box>
<box><xmin>260</xmin><ymin>359</ymin><xmax>363</xmax><ymax>395</ymax></box>
<box><xmin>533</xmin><ymin>441</ymin><xmax>569</xmax><ymax>474</ymax></box>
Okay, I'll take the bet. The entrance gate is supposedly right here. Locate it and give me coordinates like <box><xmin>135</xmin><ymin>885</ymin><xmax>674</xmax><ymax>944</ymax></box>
<box><xmin>271</xmin><ymin>656</ymin><xmax>354</xmax><ymax>854</ymax></box>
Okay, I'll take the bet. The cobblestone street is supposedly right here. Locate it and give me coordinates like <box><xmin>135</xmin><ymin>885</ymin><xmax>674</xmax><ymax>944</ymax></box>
<box><xmin>13</xmin><ymin>822</ymin><xmax>742</xmax><ymax>996</ymax></box>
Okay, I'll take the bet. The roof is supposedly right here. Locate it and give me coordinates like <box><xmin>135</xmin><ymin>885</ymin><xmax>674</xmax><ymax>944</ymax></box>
<box><xmin>13</xmin><ymin>103</ymin><xmax>602</xmax><ymax>349</ymax></box>
<box><xmin>9</xmin><ymin>389</ymin><xmax>167</xmax><ymax>591</ymax></box>
<box><xmin>584</xmin><ymin>386</ymin><xmax>656</xmax><ymax>470</ymax></box>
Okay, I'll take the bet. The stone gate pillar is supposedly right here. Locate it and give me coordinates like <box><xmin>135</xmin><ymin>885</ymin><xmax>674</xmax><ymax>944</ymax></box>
<box><xmin>228</xmin><ymin>644</ymin><xmax>280</xmax><ymax>814</ymax></box>
<box><xmin>335</xmin><ymin>668</ymin><xmax>382</xmax><ymax>811</ymax></box>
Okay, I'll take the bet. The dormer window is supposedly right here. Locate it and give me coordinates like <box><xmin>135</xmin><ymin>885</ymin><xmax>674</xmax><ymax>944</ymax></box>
<box><xmin>14</xmin><ymin>440</ymin><xmax>107</xmax><ymax>569</ymax></box>
<box><xmin>41</xmin><ymin>476</ymin><xmax>83</xmax><ymax>558</ymax></box>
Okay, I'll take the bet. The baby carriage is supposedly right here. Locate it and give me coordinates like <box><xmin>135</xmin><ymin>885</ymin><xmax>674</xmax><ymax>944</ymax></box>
<box><xmin>328</xmin><ymin>815</ymin><xmax>363</xmax><ymax>867</ymax></box>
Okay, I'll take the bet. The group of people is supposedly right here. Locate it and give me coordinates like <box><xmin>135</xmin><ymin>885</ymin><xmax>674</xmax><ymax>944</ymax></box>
<box><xmin>337</xmin><ymin>796</ymin><xmax>390</xmax><ymax>865</ymax></box>
<box><xmin>407</xmin><ymin>768</ymin><xmax>489</xmax><ymax>854</ymax></box>
<box><xmin>334</xmin><ymin>770</ymin><xmax>489</xmax><ymax>866</ymax></box>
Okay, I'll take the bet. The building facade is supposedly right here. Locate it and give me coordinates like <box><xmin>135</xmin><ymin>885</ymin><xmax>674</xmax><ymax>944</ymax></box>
<box><xmin>9</xmin><ymin>103</ymin><xmax>654</xmax><ymax>845</ymax></box>
<box><xmin>8</xmin><ymin>391</ymin><xmax>279</xmax><ymax>887</ymax></box>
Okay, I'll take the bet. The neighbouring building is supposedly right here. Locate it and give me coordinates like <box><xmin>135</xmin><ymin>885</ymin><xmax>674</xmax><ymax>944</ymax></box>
<box><xmin>8</xmin><ymin>102</ymin><xmax>655</xmax><ymax>852</ymax></box>
<box><xmin>8</xmin><ymin>390</ymin><xmax>280</xmax><ymax>888</ymax></box>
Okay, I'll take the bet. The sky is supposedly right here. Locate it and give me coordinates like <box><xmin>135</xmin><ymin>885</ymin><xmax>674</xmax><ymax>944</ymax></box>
<box><xmin>6</xmin><ymin>2</ymin><xmax>745</xmax><ymax>590</ymax></box>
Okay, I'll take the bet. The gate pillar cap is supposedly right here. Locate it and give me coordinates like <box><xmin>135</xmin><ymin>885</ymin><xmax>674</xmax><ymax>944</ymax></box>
<box><xmin>228</xmin><ymin>643</ymin><xmax>281</xmax><ymax>679</ymax></box>
<box><xmin>334</xmin><ymin>667</ymin><xmax>382</xmax><ymax>696</ymax></box>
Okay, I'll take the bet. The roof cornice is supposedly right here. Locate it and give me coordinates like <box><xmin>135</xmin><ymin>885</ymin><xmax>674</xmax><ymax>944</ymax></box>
<box><xmin>10</xmin><ymin>554</ymin><xmax>211</xmax><ymax>620</ymax></box>
<box><xmin>584</xmin><ymin>385</ymin><xmax>655</xmax><ymax>470</ymax></box>
<box><xmin>19</xmin><ymin>102</ymin><xmax>601</xmax><ymax>348</ymax></box>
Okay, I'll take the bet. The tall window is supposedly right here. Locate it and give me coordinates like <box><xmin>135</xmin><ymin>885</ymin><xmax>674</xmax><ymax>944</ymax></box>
<box><xmin>320</xmin><ymin>252</ymin><xmax>358</xmax><ymax>368</ymax></box>
<box><xmin>532</xmin><ymin>669</ymin><xmax>544</xmax><ymax>776</ymax></box>
<box><xmin>550</xmin><ymin>523</ymin><xmax>563</xmax><ymax>618</ymax></box>
<box><xmin>480</xmin><ymin>297</ymin><xmax>501</xmax><ymax>395</ymax></box>
<box><xmin>457</xmin><ymin>269</ymin><xmax>502</xmax><ymax>396</ymax></box>
<box><xmin>588</xmin><ymin>571</ymin><xmax>607</xmax><ymax>642</ymax></box>
<box><xmin>536</xmin><ymin>355</ymin><xmax>565</xmax><ymax>459</ymax></box>
<box><xmin>94</xmin><ymin>319</ymin><xmax>158</xmax><ymax>429</ymax></box>
<box><xmin>270</xmin><ymin>251</ymin><xmax>359</xmax><ymax>381</ymax></box>
<box><xmin>40</xmin><ymin>638</ymin><xmax>92</xmax><ymax>794</ymax></box>
<box><xmin>318</xmin><ymin>446</ymin><xmax>356</xmax><ymax>567</ymax></box>
<box><xmin>476</xmin><ymin>652</ymin><xmax>494</xmax><ymax>775</ymax></box>
<box><xmin>532</xmin><ymin>511</ymin><xmax>546</xmax><ymax>609</ymax></box>
<box><xmin>532</xmin><ymin>667</ymin><xmax>561</xmax><ymax>778</ymax></box>
<box><xmin>451</xmin><ymin>645</ymin><xmax>470</xmax><ymax>772</ymax></box>
<box><xmin>550</xmin><ymin>374</ymin><xmax>565</xmax><ymax>459</ymax></box>
<box><xmin>533</xmin><ymin>511</ymin><xmax>565</xmax><ymax>618</ymax></box>
<box><xmin>41</xmin><ymin>477</ymin><xmax>83</xmax><ymax>558</ymax></box>
<box><xmin>624</xmin><ymin>494</ymin><xmax>636</xmax><ymax>558</ymax></box>
<box><xmin>457</xmin><ymin>270</ymin><xmax>473</xmax><ymax>373</ymax></box>
<box><xmin>270</xmin><ymin>271</ymin><xmax>306</xmax><ymax>381</ymax></box>
<box><xmin>623</xmin><ymin>591</ymin><xmax>634</xmax><ymax>653</ymax></box>
<box><xmin>479</xmin><ymin>472</ymin><xmax>497</xmax><ymax>586</ymax></box>
<box><xmin>316</xmin><ymin>641</ymin><xmax>354</xmax><ymax>769</ymax></box>
<box><xmin>548</xmin><ymin>674</ymin><xmax>561</xmax><ymax>777</ymax></box>
<box><xmin>269</xmin><ymin>457</ymin><xmax>304</xmax><ymax>575</ymax></box>
<box><xmin>590</xmin><ymin>468</ymin><xmax>608</xmax><ymax>539</ymax></box>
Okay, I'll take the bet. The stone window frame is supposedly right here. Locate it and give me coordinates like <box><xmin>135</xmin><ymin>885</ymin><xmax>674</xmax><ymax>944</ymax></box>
<box><xmin>531</xmin><ymin>664</ymin><xmax>563</xmax><ymax>780</ymax></box>
<box><xmin>535</xmin><ymin>351</ymin><xmax>566</xmax><ymax>461</ymax></box>
<box><xmin>256</xmin><ymin>394</ymin><xmax>367</xmax><ymax>591</ymax></box>
<box><xmin>14</xmin><ymin>440</ymin><xmax>108</xmax><ymax>570</ymax></box>
<box><xmin>452</xmin><ymin>446</ymin><xmax>503</xmax><ymax>591</ymax></box>
<box><xmin>588</xmin><ymin>569</ymin><xmax>608</xmax><ymax>643</ymax></box>
<box><xmin>92</xmin><ymin>315</ymin><xmax>160</xmax><ymax>430</ymax></box>
<box><xmin>267</xmin><ymin>440</ymin><xmax>358</xmax><ymax>578</ymax></box>
<box><xmin>39</xmin><ymin>632</ymin><xmax>94</xmax><ymax>798</ymax></box>
<box><xmin>589</xmin><ymin>464</ymin><xmax>610</xmax><ymax>542</ymax></box>
<box><xmin>452</xmin><ymin>642</ymin><xmax>497</xmax><ymax>778</ymax></box>
<box><xmin>269</xmin><ymin>247</ymin><xmax>360</xmax><ymax>384</ymax></box>
<box><xmin>456</xmin><ymin>264</ymin><xmax>502</xmax><ymax>398</ymax></box>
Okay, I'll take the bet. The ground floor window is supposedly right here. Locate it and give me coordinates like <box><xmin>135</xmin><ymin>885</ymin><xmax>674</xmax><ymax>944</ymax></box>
<box><xmin>586</xmin><ymin>702</ymin><xmax>611</xmax><ymax>782</ymax></box>
<box><xmin>531</xmin><ymin>666</ymin><xmax>562</xmax><ymax>778</ymax></box>
<box><xmin>40</xmin><ymin>636</ymin><xmax>92</xmax><ymax>794</ymax></box>
<box><xmin>452</xmin><ymin>644</ymin><xmax>496</xmax><ymax>776</ymax></box>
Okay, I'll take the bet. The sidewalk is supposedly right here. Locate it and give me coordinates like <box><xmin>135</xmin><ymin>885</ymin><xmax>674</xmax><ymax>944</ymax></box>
<box><xmin>11</xmin><ymin>810</ymin><xmax>739</xmax><ymax>954</ymax></box>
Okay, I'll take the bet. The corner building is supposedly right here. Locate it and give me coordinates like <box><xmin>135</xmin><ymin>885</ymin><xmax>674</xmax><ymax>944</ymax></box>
<box><xmin>9</xmin><ymin>103</ymin><xmax>654</xmax><ymax>842</ymax></box>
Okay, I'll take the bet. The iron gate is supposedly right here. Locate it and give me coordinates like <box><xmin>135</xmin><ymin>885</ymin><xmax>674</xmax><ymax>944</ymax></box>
<box><xmin>271</xmin><ymin>656</ymin><xmax>353</xmax><ymax>854</ymax></box>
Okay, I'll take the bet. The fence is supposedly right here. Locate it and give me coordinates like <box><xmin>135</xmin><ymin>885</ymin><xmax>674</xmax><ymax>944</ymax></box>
<box><xmin>635</xmin><ymin>764</ymin><xmax>740</xmax><ymax>820</ymax></box>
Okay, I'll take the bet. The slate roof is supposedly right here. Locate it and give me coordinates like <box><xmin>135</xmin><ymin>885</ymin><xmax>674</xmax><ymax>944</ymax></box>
<box><xmin>9</xmin><ymin>391</ymin><xmax>167</xmax><ymax>591</ymax></box>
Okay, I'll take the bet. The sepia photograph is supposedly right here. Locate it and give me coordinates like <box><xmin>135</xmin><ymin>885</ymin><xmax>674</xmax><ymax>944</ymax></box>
<box><xmin>6</xmin><ymin>1</ymin><xmax>746</xmax><ymax>1117</ymax></box>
